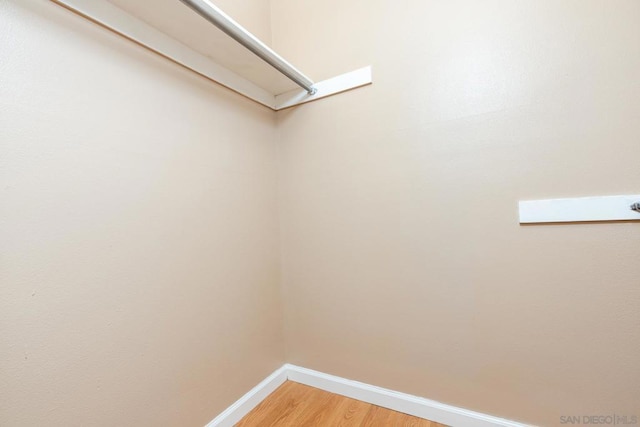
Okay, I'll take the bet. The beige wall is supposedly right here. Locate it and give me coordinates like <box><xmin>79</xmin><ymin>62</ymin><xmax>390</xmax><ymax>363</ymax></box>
<box><xmin>272</xmin><ymin>1</ymin><xmax>640</xmax><ymax>426</ymax></box>
<box><xmin>3</xmin><ymin>1</ymin><xmax>640</xmax><ymax>426</ymax></box>
<box><xmin>0</xmin><ymin>1</ymin><xmax>283</xmax><ymax>426</ymax></box>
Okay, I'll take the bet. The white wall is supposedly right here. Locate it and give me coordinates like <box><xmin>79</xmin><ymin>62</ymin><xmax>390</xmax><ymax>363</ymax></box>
<box><xmin>0</xmin><ymin>1</ymin><xmax>283</xmax><ymax>425</ymax></box>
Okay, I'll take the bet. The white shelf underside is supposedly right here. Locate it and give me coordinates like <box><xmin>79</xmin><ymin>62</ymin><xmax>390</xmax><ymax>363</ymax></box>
<box><xmin>50</xmin><ymin>0</ymin><xmax>372</xmax><ymax>110</ymax></box>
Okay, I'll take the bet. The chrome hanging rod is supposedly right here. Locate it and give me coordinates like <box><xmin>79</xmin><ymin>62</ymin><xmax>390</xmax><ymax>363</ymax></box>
<box><xmin>178</xmin><ymin>0</ymin><xmax>317</xmax><ymax>95</ymax></box>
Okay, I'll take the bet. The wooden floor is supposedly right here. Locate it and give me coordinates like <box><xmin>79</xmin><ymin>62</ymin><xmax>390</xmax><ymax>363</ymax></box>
<box><xmin>235</xmin><ymin>381</ymin><xmax>448</xmax><ymax>427</ymax></box>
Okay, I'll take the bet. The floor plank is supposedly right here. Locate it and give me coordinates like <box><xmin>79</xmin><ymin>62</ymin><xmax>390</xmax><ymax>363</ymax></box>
<box><xmin>361</xmin><ymin>405</ymin><xmax>392</xmax><ymax>426</ymax></box>
<box><xmin>235</xmin><ymin>381</ymin><xmax>448</xmax><ymax>427</ymax></box>
<box><xmin>290</xmin><ymin>386</ymin><xmax>335</xmax><ymax>426</ymax></box>
<box><xmin>235</xmin><ymin>381</ymin><xmax>314</xmax><ymax>427</ymax></box>
<box><xmin>329</xmin><ymin>394</ymin><xmax>371</xmax><ymax>426</ymax></box>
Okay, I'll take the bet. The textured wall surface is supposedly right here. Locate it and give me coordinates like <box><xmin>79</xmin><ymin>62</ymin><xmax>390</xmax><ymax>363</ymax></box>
<box><xmin>0</xmin><ymin>0</ymin><xmax>283</xmax><ymax>425</ymax></box>
<box><xmin>272</xmin><ymin>1</ymin><xmax>640</xmax><ymax>426</ymax></box>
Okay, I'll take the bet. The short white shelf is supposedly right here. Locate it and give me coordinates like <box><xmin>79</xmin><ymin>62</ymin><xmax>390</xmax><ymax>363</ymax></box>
<box><xmin>519</xmin><ymin>194</ymin><xmax>640</xmax><ymax>224</ymax></box>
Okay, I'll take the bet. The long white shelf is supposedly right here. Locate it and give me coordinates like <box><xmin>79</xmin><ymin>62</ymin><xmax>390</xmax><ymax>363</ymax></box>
<box><xmin>49</xmin><ymin>0</ymin><xmax>372</xmax><ymax>110</ymax></box>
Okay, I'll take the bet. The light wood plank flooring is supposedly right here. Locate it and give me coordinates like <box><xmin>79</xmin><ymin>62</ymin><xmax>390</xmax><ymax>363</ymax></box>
<box><xmin>235</xmin><ymin>381</ymin><xmax>448</xmax><ymax>427</ymax></box>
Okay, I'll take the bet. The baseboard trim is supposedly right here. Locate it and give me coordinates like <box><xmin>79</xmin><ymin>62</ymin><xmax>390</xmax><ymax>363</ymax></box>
<box><xmin>285</xmin><ymin>364</ymin><xmax>529</xmax><ymax>427</ymax></box>
<box><xmin>204</xmin><ymin>365</ymin><xmax>288</xmax><ymax>427</ymax></box>
<box><xmin>205</xmin><ymin>364</ymin><xmax>530</xmax><ymax>427</ymax></box>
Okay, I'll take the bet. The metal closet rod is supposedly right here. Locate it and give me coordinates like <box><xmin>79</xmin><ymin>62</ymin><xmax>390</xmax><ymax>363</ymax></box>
<box><xmin>178</xmin><ymin>0</ymin><xmax>317</xmax><ymax>95</ymax></box>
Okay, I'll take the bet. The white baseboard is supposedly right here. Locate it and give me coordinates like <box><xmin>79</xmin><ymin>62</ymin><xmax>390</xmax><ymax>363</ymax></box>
<box><xmin>204</xmin><ymin>365</ymin><xmax>288</xmax><ymax>427</ymax></box>
<box><xmin>205</xmin><ymin>364</ymin><xmax>530</xmax><ymax>427</ymax></box>
<box><xmin>285</xmin><ymin>364</ymin><xmax>529</xmax><ymax>427</ymax></box>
